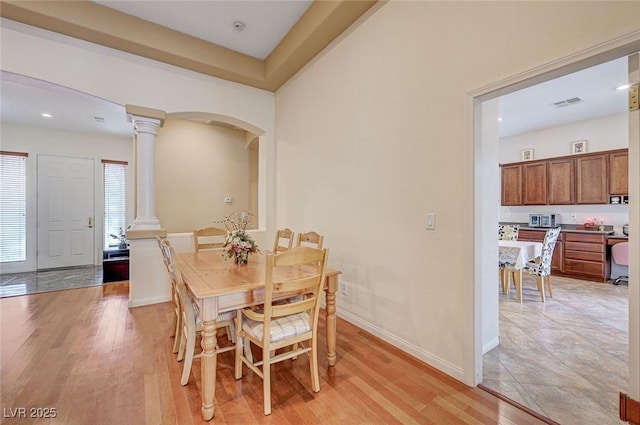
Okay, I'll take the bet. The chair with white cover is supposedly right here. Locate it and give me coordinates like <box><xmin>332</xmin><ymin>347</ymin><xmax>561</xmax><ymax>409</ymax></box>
<box><xmin>165</xmin><ymin>245</ymin><xmax>237</xmax><ymax>385</ymax></box>
<box><xmin>234</xmin><ymin>246</ymin><xmax>329</xmax><ymax>415</ymax></box>
<box><xmin>498</xmin><ymin>224</ymin><xmax>521</xmax><ymax>292</ymax></box>
<box><xmin>523</xmin><ymin>227</ymin><xmax>561</xmax><ymax>302</ymax></box>
<box><xmin>272</xmin><ymin>228</ymin><xmax>294</xmax><ymax>253</ymax></box>
<box><xmin>157</xmin><ymin>236</ymin><xmax>182</xmax><ymax>354</ymax></box>
<box><xmin>498</xmin><ymin>224</ymin><xmax>520</xmax><ymax>241</ymax></box>
<box><xmin>193</xmin><ymin>226</ymin><xmax>227</xmax><ymax>252</ymax></box>
<box><xmin>611</xmin><ymin>242</ymin><xmax>629</xmax><ymax>285</ymax></box>
<box><xmin>295</xmin><ymin>231</ymin><xmax>324</xmax><ymax>249</ymax></box>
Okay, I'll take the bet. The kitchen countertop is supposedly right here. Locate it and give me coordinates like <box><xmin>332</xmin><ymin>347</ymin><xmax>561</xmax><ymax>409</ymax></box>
<box><xmin>499</xmin><ymin>222</ymin><xmax>616</xmax><ymax>235</ymax></box>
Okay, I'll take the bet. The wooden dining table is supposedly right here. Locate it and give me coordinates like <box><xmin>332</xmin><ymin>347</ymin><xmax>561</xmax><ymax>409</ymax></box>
<box><xmin>176</xmin><ymin>250</ymin><xmax>342</xmax><ymax>421</ymax></box>
<box><xmin>498</xmin><ymin>240</ymin><xmax>543</xmax><ymax>302</ymax></box>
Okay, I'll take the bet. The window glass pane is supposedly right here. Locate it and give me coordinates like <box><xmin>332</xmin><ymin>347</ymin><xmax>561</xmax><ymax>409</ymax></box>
<box><xmin>0</xmin><ymin>154</ymin><xmax>27</xmax><ymax>262</ymax></box>
<box><xmin>103</xmin><ymin>162</ymin><xmax>126</xmax><ymax>248</ymax></box>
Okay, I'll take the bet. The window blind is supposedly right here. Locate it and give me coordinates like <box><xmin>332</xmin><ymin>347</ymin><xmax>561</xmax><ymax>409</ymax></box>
<box><xmin>103</xmin><ymin>160</ymin><xmax>127</xmax><ymax>248</ymax></box>
<box><xmin>0</xmin><ymin>152</ymin><xmax>27</xmax><ymax>263</ymax></box>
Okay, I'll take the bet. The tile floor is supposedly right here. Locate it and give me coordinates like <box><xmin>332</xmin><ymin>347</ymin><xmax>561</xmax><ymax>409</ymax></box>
<box><xmin>483</xmin><ymin>274</ymin><xmax>628</xmax><ymax>425</ymax></box>
<box><xmin>0</xmin><ymin>266</ymin><xmax>105</xmax><ymax>298</ymax></box>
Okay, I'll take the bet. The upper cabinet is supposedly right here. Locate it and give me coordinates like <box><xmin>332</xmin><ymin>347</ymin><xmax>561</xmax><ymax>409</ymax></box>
<box><xmin>576</xmin><ymin>153</ymin><xmax>608</xmax><ymax>204</ymax></box>
<box><xmin>547</xmin><ymin>158</ymin><xmax>575</xmax><ymax>205</ymax></box>
<box><xmin>522</xmin><ymin>162</ymin><xmax>547</xmax><ymax>205</ymax></box>
<box><xmin>608</xmin><ymin>150</ymin><xmax>629</xmax><ymax>196</ymax></box>
<box><xmin>501</xmin><ymin>165</ymin><xmax>522</xmax><ymax>206</ymax></box>
<box><xmin>500</xmin><ymin>148</ymin><xmax>627</xmax><ymax>206</ymax></box>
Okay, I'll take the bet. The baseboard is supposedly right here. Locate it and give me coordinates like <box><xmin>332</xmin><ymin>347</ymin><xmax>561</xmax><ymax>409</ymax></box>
<box><xmin>128</xmin><ymin>295</ymin><xmax>171</xmax><ymax>308</ymax></box>
<box><xmin>337</xmin><ymin>310</ymin><xmax>465</xmax><ymax>383</ymax></box>
<box><xmin>620</xmin><ymin>392</ymin><xmax>640</xmax><ymax>424</ymax></box>
<box><xmin>483</xmin><ymin>335</ymin><xmax>500</xmax><ymax>354</ymax></box>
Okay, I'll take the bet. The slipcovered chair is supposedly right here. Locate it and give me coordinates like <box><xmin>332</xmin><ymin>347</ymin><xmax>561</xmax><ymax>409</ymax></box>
<box><xmin>498</xmin><ymin>224</ymin><xmax>520</xmax><ymax>241</ymax></box>
<box><xmin>523</xmin><ymin>227</ymin><xmax>561</xmax><ymax>302</ymax></box>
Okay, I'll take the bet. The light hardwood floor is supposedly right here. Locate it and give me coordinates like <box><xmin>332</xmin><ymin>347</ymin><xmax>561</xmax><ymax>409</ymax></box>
<box><xmin>483</xmin><ymin>273</ymin><xmax>628</xmax><ymax>425</ymax></box>
<box><xmin>0</xmin><ymin>283</ymin><xmax>550</xmax><ymax>424</ymax></box>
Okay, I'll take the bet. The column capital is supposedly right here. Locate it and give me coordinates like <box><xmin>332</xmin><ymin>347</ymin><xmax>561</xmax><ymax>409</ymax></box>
<box><xmin>129</xmin><ymin>115</ymin><xmax>161</xmax><ymax>137</ymax></box>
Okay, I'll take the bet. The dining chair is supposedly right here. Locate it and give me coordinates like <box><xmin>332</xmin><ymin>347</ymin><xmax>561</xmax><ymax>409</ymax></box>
<box><xmin>165</xmin><ymin>245</ymin><xmax>237</xmax><ymax>385</ymax></box>
<box><xmin>498</xmin><ymin>224</ymin><xmax>520</xmax><ymax>241</ymax></box>
<box><xmin>234</xmin><ymin>246</ymin><xmax>329</xmax><ymax>415</ymax></box>
<box><xmin>295</xmin><ymin>231</ymin><xmax>324</xmax><ymax>249</ymax></box>
<box><xmin>611</xmin><ymin>242</ymin><xmax>629</xmax><ymax>285</ymax></box>
<box><xmin>157</xmin><ymin>236</ymin><xmax>182</xmax><ymax>354</ymax></box>
<box><xmin>498</xmin><ymin>224</ymin><xmax>521</xmax><ymax>292</ymax></box>
<box><xmin>272</xmin><ymin>228</ymin><xmax>295</xmax><ymax>253</ymax></box>
<box><xmin>193</xmin><ymin>226</ymin><xmax>227</xmax><ymax>252</ymax></box>
<box><xmin>523</xmin><ymin>226</ymin><xmax>561</xmax><ymax>302</ymax></box>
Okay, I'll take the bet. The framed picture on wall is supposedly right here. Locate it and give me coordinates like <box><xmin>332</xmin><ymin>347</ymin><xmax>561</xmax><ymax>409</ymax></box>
<box><xmin>521</xmin><ymin>149</ymin><xmax>534</xmax><ymax>161</ymax></box>
<box><xmin>571</xmin><ymin>140</ymin><xmax>587</xmax><ymax>154</ymax></box>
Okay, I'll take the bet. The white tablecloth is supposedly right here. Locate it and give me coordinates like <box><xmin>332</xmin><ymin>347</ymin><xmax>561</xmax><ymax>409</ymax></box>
<box><xmin>498</xmin><ymin>240</ymin><xmax>543</xmax><ymax>269</ymax></box>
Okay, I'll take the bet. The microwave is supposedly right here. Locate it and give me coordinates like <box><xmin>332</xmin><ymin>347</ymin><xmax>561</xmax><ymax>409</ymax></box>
<box><xmin>529</xmin><ymin>213</ymin><xmax>558</xmax><ymax>228</ymax></box>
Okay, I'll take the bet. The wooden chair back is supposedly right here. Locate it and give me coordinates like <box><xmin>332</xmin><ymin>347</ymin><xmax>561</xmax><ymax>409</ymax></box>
<box><xmin>235</xmin><ymin>246</ymin><xmax>329</xmax><ymax>415</ymax></box>
<box><xmin>193</xmin><ymin>226</ymin><xmax>227</xmax><ymax>252</ymax></box>
<box><xmin>295</xmin><ymin>231</ymin><xmax>324</xmax><ymax>249</ymax></box>
<box><xmin>272</xmin><ymin>228</ymin><xmax>294</xmax><ymax>253</ymax></box>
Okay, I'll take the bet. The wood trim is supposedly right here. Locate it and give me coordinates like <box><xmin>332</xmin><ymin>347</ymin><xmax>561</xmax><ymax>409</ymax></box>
<box><xmin>0</xmin><ymin>150</ymin><xmax>28</xmax><ymax>157</ymax></box>
<box><xmin>479</xmin><ymin>384</ymin><xmax>561</xmax><ymax>425</ymax></box>
<box><xmin>101</xmin><ymin>159</ymin><xmax>128</xmax><ymax>165</ymax></box>
<box><xmin>620</xmin><ymin>392</ymin><xmax>640</xmax><ymax>424</ymax></box>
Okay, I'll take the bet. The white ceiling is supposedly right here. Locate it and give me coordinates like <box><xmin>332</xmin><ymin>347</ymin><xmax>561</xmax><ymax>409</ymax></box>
<box><xmin>0</xmin><ymin>3</ymin><xmax>632</xmax><ymax>139</ymax></box>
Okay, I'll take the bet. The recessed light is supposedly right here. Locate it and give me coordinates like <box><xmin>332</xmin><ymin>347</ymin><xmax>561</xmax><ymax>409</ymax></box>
<box><xmin>616</xmin><ymin>84</ymin><xmax>630</xmax><ymax>91</ymax></box>
<box><xmin>41</xmin><ymin>113</ymin><xmax>52</xmax><ymax>118</ymax></box>
<box><xmin>498</xmin><ymin>117</ymin><xmax>503</xmax><ymax>121</ymax></box>
<box><xmin>233</xmin><ymin>21</ymin><xmax>246</xmax><ymax>31</ymax></box>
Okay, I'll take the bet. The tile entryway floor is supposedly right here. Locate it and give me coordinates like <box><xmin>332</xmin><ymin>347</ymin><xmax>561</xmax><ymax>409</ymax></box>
<box><xmin>483</xmin><ymin>274</ymin><xmax>628</xmax><ymax>425</ymax></box>
<box><xmin>0</xmin><ymin>266</ymin><xmax>104</xmax><ymax>298</ymax></box>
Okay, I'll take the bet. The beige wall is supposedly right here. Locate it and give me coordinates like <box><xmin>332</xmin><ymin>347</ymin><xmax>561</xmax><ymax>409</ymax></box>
<box><xmin>274</xmin><ymin>0</ymin><xmax>640</xmax><ymax>383</ymax></box>
<box><xmin>155</xmin><ymin>119</ymin><xmax>257</xmax><ymax>232</ymax></box>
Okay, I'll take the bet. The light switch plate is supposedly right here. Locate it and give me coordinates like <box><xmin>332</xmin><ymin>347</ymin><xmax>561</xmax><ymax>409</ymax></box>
<box><xmin>426</xmin><ymin>213</ymin><xmax>436</xmax><ymax>230</ymax></box>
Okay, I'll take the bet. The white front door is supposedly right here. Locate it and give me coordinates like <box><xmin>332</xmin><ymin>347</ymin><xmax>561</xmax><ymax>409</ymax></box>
<box><xmin>37</xmin><ymin>155</ymin><xmax>95</xmax><ymax>269</ymax></box>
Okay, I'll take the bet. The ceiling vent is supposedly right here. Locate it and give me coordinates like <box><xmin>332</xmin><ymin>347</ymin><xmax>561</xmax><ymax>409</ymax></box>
<box><xmin>552</xmin><ymin>97</ymin><xmax>584</xmax><ymax>108</ymax></box>
<box><xmin>94</xmin><ymin>116</ymin><xmax>105</xmax><ymax>122</ymax></box>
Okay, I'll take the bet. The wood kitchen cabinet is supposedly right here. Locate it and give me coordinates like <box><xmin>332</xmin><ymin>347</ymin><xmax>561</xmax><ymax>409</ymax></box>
<box><xmin>547</xmin><ymin>158</ymin><xmax>575</xmax><ymax>204</ymax></box>
<box><xmin>608</xmin><ymin>149</ymin><xmax>628</xmax><ymax>196</ymax></box>
<box><xmin>575</xmin><ymin>153</ymin><xmax>608</xmax><ymax>204</ymax></box>
<box><xmin>501</xmin><ymin>164</ymin><xmax>522</xmax><ymax>206</ymax></box>
<box><xmin>562</xmin><ymin>232</ymin><xmax>608</xmax><ymax>282</ymax></box>
<box><xmin>522</xmin><ymin>162</ymin><xmax>547</xmax><ymax>205</ymax></box>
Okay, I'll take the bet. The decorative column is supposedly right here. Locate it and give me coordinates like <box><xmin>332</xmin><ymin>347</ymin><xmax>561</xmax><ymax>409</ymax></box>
<box><xmin>125</xmin><ymin>105</ymin><xmax>169</xmax><ymax>309</ymax></box>
<box><xmin>129</xmin><ymin>114</ymin><xmax>161</xmax><ymax>229</ymax></box>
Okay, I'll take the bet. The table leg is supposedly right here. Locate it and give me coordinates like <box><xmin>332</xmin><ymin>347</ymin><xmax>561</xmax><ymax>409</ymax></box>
<box><xmin>200</xmin><ymin>319</ymin><xmax>218</xmax><ymax>421</ymax></box>
<box><xmin>324</xmin><ymin>274</ymin><xmax>338</xmax><ymax>366</ymax></box>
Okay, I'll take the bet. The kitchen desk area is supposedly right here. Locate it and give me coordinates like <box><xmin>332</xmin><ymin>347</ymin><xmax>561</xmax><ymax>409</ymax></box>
<box><xmin>500</xmin><ymin>223</ymin><xmax>627</xmax><ymax>283</ymax></box>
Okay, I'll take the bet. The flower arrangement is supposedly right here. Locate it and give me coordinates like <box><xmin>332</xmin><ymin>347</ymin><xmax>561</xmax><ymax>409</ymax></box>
<box><xmin>215</xmin><ymin>212</ymin><xmax>259</xmax><ymax>265</ymax></box>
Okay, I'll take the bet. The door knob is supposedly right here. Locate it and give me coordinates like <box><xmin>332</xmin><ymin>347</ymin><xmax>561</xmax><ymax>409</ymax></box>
<box><xmin>88</xmin><ymin>217</ymin><xmax>93</xmax><ymax>228</ymax></box>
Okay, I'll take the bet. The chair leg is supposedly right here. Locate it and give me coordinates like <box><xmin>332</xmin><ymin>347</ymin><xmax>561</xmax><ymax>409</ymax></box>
<box><xmin>538</xmin><ymin>276</ymin><xmax>546</xmax><ymax>302</ymax></box>
<box><xmin>227</xmin><ymin>324</ymin><xmax>236</xmax><ymax>344</ymax></box>
<box><xmin>235</xmin><ymin>315</ymin><xmax>244</xmax><ymax>380</ymax></box>
<box><xmin>181</xmin><ymin>325</ymin><xmax>196</xmax><ymax>385</ymax></box>
<box><xmin>177</xmin><ymin>328</ymin><xmax>186</xmax><ymax>362</ymax></box>
<box><xmin>500</xmin><ymin>268</ymin><xmax>507</xmax><ymax>294</ymax></box>
<box><xmin>310</xmin><ymin>338</ymin><xmax>320</xmax><ymax>392</ymax></box>
<box><xmin>263</xmin><ymin>349</ymin><xmax>272</xmax><ymax>416</ymax></box>
<box><xmin>172</xmin><ymin>312</ymin><xmax>182</xmax><ymax>354</ymax></box>
<box><xmin>546</xmin><ymin>275</ymin><xmax>553</xmax><ymax>298</ymax></box>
